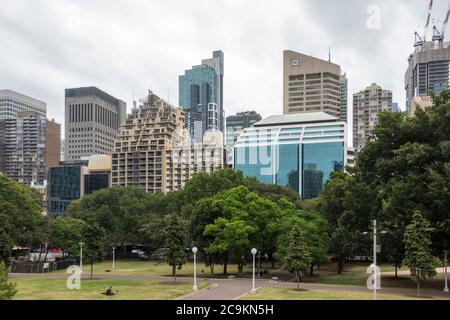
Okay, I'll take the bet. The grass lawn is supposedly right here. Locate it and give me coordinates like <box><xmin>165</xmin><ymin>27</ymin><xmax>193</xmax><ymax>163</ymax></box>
<box><xmin>12</xmin><ymin>278</ymin><xmax>209</xmax><ymax>300</ymax></box>
<box><xmin>53</xmin><ymin>259</ymin><xmax>254</xmax><ymax>278</ymax></box>
<box><xmin>304</xmin><ymin>262</ymin><xmax>446</xmax><ymax>291</ymax></box>
<box><xmin>241</xmin><ymin>288</ymin><xmax>446</xmax><ymax>301</ymax></box>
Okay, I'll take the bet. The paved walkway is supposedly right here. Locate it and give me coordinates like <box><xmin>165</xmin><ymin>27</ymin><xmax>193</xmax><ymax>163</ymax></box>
<box><xmin>9</xmin><ymin>273</ymin><xmax>450</xmax><ymax>300</ymax></box>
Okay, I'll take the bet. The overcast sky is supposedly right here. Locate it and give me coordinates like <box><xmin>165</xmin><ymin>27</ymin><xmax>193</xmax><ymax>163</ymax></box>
<box><xmin>1</xmin><ymin>0</ymin><xmax>448</xmax><ymax>138</ymax></box>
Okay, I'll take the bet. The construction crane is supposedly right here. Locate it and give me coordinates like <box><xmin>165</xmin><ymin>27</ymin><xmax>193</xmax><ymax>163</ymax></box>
<box><xmin>415</xmin><ymin>0</ymin><xmax>434</xmax><ymax>47</ymax></box>
<box><xmin>432</xmin><ymin>2</ymin><xmax>450</xmax><ymax>43</ymax></box>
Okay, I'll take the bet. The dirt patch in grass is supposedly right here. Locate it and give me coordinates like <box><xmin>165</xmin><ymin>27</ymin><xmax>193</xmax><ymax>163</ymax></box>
<box><xmin>291</xmin><ymin>288</ymin><xmax>309</xmax><ymax>292</ymax></box>
<box><xmin>157</xmin><ymin>281</ymin><xmax>188</xmax><ymax>286</ymax></box>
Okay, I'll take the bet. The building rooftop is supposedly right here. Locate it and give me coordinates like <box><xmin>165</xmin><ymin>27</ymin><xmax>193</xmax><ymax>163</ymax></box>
<box><xmin>253</xmin><ymin>112</ymin><xmax>340</xmax><ymax>127</ymax></box>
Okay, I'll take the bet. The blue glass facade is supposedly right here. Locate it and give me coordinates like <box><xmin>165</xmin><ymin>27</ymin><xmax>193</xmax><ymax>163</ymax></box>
<box><xmin>302</xmin><ymin>142</ymin><xmax>344</xmax><ymax>199</ymax></box>
<box><xmin>47</xmin><ymin>165</ymin><xmax>82</xmax><ymax>216</ymax></box>
<box><xmin>234</xmin><ymin>119</ymin><xmax>346</xmax><ymax>199</ymax></box>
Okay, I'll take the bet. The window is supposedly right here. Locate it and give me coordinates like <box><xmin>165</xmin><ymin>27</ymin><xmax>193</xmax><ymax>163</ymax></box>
<box><xmin>291</xmin><ymin>59</ymin><xmax>299</xmax><ymax>66</ymax></box>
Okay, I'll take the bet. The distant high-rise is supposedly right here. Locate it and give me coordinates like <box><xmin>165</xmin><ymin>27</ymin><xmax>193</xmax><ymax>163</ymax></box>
<box><xmin>0</xmin><ymin>89</ymin><xmax>46</xmax><ymax>120</ymax></box>
<box><xmin>179</xmin><ymin>51</ymin><xmax>224</xmax><ymax>144</ymax></box>
<box><xmin>353</xmin><ymin>83</ymin><xmax>393</xmax><ymax>152</ymax></box>
<box><xmin>392</xmin><ymin>102</ymin><xmax>399</xmax><ymax>113</ymax></box>
<box><xmin>226</xmin><ymin>111</ymin><xmax>261</xmax><ymax>164</ymax></box>
<box><xmin>46</xmin><ymin>119</ymin><xmax>61</xmax><ymax>171</ymax></box>
<box><xmin>283</xmin><ymin>50</ymin><xmax>342</xmax><ymax>118</ymax></box>
<box><xmin>0</xmin><ymin>111</ymin><xmax>47</xmax><ymax>186</ymax></box>
<box><xmin>65</xmin><ymin>87</ymin><xmax>126</xmax><ymax>160</ymax></box>
<box><xmin>405</xmin><ymin>41</ymin><xmax>450</xmax><ymax>116</ymax></box>
<box><xmin>340</xmin><ymin>73</ymin><xmax>348</xmax><ymax>122</ymax></box>
<box><xmin>226</xmin><ymin>111</ymin><xmax>262</xmax><ymax>150</ymax></box>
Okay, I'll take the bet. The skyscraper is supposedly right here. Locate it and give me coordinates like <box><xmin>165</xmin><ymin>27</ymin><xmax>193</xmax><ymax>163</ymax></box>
<box><xmin>353</xmin><ymin>83</ymin><xmax>393</xmax><ymax>152</ymax></box>
<box><xmin>65</xmin><ymin>87</ymin><xmax>126</xmax><ymax>160</ymax></box>
<box><xmin>226</xmin><ymin>111</ymin><xmax>262</xmax><ymax>150</ymax></box>
<box><xmin>179</xmin><ymin>51</ymin><xmax>224</xmax><ymax>144</ymax></box>
<box><xmin>46</xmin><ymin>119</ymin><xmax>61</xmax><ymax>171</ymax></box>
<box><xmin>226</xmin><ymin>111</ymin><xmax>262</xmax><ymax>164</ymax></box>
<box><xmin>340</xmin><ymin>73</ymin><xmax>348</xmax><ymax>122</ymax></box>
<box><xmin>0</xmin><ymin>89</ymin><xmax>46</xmax><ymax>120</ymax></box>
<box><xmin>405</xmin><ymin>41</ymin><xmax>450</xmax><ymax>116</ymax></box>
<box><xmin>0</xmin><ymin>111</ymin><xmax>47</xmax><ymax>186</ymax></box>
<box><xmin>283</xmin><ymin>50</ymin><xmax>342</xmax><ymax>118</ymax></box>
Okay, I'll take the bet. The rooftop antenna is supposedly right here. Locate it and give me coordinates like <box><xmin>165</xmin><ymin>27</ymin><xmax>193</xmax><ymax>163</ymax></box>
<box><xmin>328</xmin><ymin>47</ymin><xmax>331</xmax><ymax>62</ymax></box>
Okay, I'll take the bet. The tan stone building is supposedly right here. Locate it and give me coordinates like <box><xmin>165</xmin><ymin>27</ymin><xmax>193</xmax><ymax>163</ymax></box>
<box><xmin>112</xmin><ymin>91</ymin><xmax>227</xmax><ymax>193</ymax></box>
<box><xmin>283</xmin><ymin>50</ymin><xmax>342</xmax><ymax>118</ymax></box>
<box><xmin>353</xmin><ymin>83</ymin><xmax>393</xmax><ymax>152</ymax></box>
<box><xmin>45</xmin><ymin>119</ymin><xmax>61</xmax><ymax>171</ymax></box>
<box><xmin>112</xmin><ymin>91</ymin><xmax>184</xmax><ymax>193</ymax></box>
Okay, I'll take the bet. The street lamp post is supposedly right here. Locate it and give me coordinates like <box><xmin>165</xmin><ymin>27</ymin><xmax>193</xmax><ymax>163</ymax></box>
<box><xmin>112</xmin><ymin>247</ymin><xmax>116</xmax><ymax>270</ymax></box>
<box><xmin>251</xmin><ymin>248</ymin><xmax>257</xmax><ymax>294</ymax></box>
<box><xmin>444</xmin><ymin>250</ymin><xmax>449</xmax><ymax>294</ymax></box>
<box><xmin>192</xmin><ymin>247</ymin><xmax>198</xmax><ymax>291</ymax></box>
<box><xmin>363</xmin><ymin>220</ymin><xmax>387</xmax><ymax>300</ymax></box>
<box><xmin>79</xmin><ymin>242</ymin><xmax>84</xmax><ymax>274</ymax></box>
<box><xmin>373</xmin><ymin>220</ymin><xmax>377</xmax><ymax>301</ymax></box>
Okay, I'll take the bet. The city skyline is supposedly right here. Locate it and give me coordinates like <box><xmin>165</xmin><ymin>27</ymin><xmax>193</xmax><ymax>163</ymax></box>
<box><xmin>0</xmin><ymin>0</ymin><xmax>449</xmax><ymax>140</ymax></box>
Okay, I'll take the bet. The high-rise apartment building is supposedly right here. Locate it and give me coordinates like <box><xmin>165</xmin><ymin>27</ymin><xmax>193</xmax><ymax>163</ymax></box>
<box><xmin>283</xmin><ymin>50</ymin><xmax>342</xmax><ymax>118</ymax></box>
<box><xmin>0</xmin><ymin>111</ymin><xmax>47</xmax><ymax>186</ymax></box>
<box><xmin>0</xmin><ymin>89</ymin><xmax>46</xmax><ymax>120</ymax></box>
<box><xmin>340</xmin><ymin>73</ymin><xmax>348</xmax><ymax>122</ymax></box>
<box><xmin>112</xmin><ymin>91</ymin><xmax>185</xmax><ymax>193</ymax></box>
<box><xmin>353</xmin><ymin>83</ymin><xmax>393</xmax><ymax>152</ymax></box>
<box><xmin>234</xmin><ymin>112</ymin><xmax>347</xmax><ymax>199</ymax></box>
<box><xmin>179</xmin><ymin>51</ymin><xmax>224</xmax><ymax>144</ymax></box>
<box><xmin>405</xmin><ymin>41</ymin><xmax>450</xmax><ymax>116</ymax></box>
<box><xmin>65</xmin><ymin>87</ymin><xmax>126</xmax><ymax>160</ymax></box>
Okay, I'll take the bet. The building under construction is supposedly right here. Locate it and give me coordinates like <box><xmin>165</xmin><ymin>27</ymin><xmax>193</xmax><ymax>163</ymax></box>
<box><xmin>405</xmin><ymin>1</ymin><xmax>450</xmax><ymax>115</ymax></box>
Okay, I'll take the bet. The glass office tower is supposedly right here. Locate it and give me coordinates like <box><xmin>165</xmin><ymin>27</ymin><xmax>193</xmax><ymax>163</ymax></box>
<box><xmin>234</xmin><ymin>113</ymin><xmax>346</xmax><ymax>199</ymax></box>
<box><xmin>179</xmin><ymin>51</ymin><xmax>224</xmax><ymax>144</ymax></box>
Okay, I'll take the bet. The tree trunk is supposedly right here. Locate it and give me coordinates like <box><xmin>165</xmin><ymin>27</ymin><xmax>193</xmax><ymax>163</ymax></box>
<box><xmin>309</xmin><ymin>263</ymin><xmax>314</xmax><ymax>276</ymax></box>
<box><xmin>297</xmin><ymin>271</ymin><xmax>300</xmax><ymax>289</ymax></box>
<box><xmin>337</xmin><ymin>256</ymin><xmax>344</xmax><ymax>274</ymax></box>
<box><xmin>90</xmin><ymin>263</ymin><xmax>93</xmax><ymax>279</ymax></box>
<box><xmin>417</xmin><ymin>280</ymin><xmax>420</xmax><ymax>297</ymax></box>
<box><xmin>172</xmin><ymin>265</ymin><xmax>176</xmax><ymax>282</ymax></box>
<box><xmin>223</xmin><ymin>254</ymin><xmax>228</xmax><ymax>275</ymax></box>
<box><xmin>395</xmin><ymin>265</ymin><xmax>398</xmax><ymax>279</ymax></box>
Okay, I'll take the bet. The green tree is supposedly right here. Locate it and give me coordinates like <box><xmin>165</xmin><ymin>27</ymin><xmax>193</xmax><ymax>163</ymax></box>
<box><xmin>50</xmin><ymin>218</ymin><xmax>85</xmax><ymax>258</ymax></box>
<box><xmin>403</xmin><ymin>212</ymin><xmax>440</xmax><ymax>296</ymax></box>
<box><xmin>72</xmin><ymin>186</ymin><xmax>163</xmax><ymax>251</ymax></box>
<box><xmin>164</xmin><ymin>214</ymin><xmax>187</xmax><ymax>282</ymax></box>
<box><xmin>0</xmin><ymin>215</ymin><xmax>14</xmax><ymax>263</ymax></box>
<box><xmin>204</xmin><ymin>218</ymin><xmax>255</xmax><ymax>274</ymax></box>
<box><xmin>81</xmin><ymin>216</ymin><xmax>106</xmax><ymax>279</ymax></box>
<box><xmin>282</xmin><ymin>224</ymin><xmax>312</xmax><ymax>289</ymax></box>
<box><xmin>275</xmin><ymin>208</ymin><xmax>329</xmax><ymax>276</ymax></box>
<box><xmin>0</xmin><ymin>175</ymin><xmax>46</xmax><ymax>250</ymax></box>
<box><xmin>0</xmin><ymin>261</ymin><xmax>16</xmax><ymax>300</ymax></box>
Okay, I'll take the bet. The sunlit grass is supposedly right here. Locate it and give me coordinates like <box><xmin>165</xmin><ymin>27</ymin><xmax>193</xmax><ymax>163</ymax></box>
<box><xmin>13</xmin><ymin>278</ymin><xmax>209</xmax><ymax>300</ymax></box>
